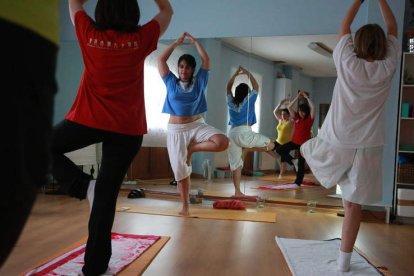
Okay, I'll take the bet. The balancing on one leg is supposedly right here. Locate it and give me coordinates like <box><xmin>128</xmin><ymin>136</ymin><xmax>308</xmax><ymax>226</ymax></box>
<box><xmin>226</xmin><ymin>66</ymin><xmax>277</xmax><ymax>196</ymax></box>
<box><xmin>158</xmin><ymin>32</ymin><xmax>229</xmax><ymax>215</ymax></box>
<box><xmin>51</xmin><ymin>1</ymin><xmax>172</xmax><ymax>275</ymax></box>
<box><xmin>276</xmin><ymin>90</ymin><xmax>314</xmax><ymax>185</ymax></box>
<box><xmin>301</xmin><ymin>0</ymin><xmax>399</xmax><ymax>272</ymax></box>
<box><xmin>273</xmin><ymin>99</ymin><xmax>293</xmax><ymax>178</ymax></box>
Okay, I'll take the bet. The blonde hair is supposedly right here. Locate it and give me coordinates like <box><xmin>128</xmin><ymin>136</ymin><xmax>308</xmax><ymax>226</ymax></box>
<box><xmin>354</xmin><ymin>24</ymin><xmax>387</xmax><ymax>60</ymax></box>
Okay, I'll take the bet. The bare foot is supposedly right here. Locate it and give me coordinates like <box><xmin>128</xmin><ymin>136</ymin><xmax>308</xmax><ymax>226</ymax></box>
<box><xmin>234</xmin><ymin>191</ymin><xmax>245</xmax><ymax>197</ymax></box>
<box><xmin>266</xmin><ymin>142</ymin><xmax>275</xmax><ymax>151</ymax></box>
<box><xmin>179</xmin><ymin>208</ymin><xmax>190</xmax><ymax>216</ymax></box>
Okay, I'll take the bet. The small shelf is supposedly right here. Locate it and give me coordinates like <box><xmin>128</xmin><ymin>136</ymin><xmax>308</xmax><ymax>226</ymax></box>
<box><xmin>397</xmin><ymin>183</ymin><xmax>414</xmax><ymax>188</ymax></box>
<box><xmin>395</xmin><ymin>52</ymin><xmax>414</xmax><ymax>216</ymax></box>
<box><xmin>398</xmin><ymin>150</ymin><xmax>414</xmax><ymax>153</ymax></box>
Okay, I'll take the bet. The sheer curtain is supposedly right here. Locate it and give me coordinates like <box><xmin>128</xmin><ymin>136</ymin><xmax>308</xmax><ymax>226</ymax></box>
<box><xmin>142</xmin><ymin>43</ymin><xmax>184</xmax><ymax>147</ymax></box>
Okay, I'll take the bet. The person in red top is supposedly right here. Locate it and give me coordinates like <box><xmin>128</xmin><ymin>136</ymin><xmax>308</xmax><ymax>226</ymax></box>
<box><xmin>276</xmin><ymin>90</ymin><xmax>314</xmax><ymax>185</ymax></box>
<box><xmin>51</xmin><ymin>0</ymin><xmax>172</xmax><ymax>275</ymax></box>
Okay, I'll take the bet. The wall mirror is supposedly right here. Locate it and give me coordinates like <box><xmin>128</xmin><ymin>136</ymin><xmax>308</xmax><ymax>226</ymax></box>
<box><xmin>134</xmin><ymin>34</ymin><xmax>341</xmax><ymax>207</ymax></box>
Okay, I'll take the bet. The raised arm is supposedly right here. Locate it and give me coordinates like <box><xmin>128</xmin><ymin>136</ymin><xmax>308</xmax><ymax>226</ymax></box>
<box><xmin>153</xmin><ymin>0</ymin><xmax>173</xmax><ymax>37</ymax></box>
<box><xmin>378</xmin><ymin>0</ymin><xmax>397</xmax><ymax>37</ymax></box>
<box><xmin>186</xmin><ymin>33</ymin><xmax>210</xmax><ymax>70</ymax></box>
<box><xmin>227</xmin><ymin>67</ymin><xmax>241</xmax><ymax>95</ymax></box>
<box><xmin>339</xmin><ymin>0</ymin><xmax>363</xmax><ymax>38</ymax></box>
<box><xmin>239</xmin><ymin>66</ymin><xmax>259</xmax><ymax>92</ymax></box>
<box><xmin>69</xmin><ymin>0</ymin><xmax>87</xmax><ymax>25</ymax></box>
<box><xmin>273</xmin><ymin>99</ymin><xmax>289</xmax><ymax>121</ymax></box>
<box><xmin>287</xmin><ymin>93</ymin><xmax>299</xmax><ymax>116</ymax></box>
<box><xmin>302</xmin><ymin>92</ymin><xmax>315</xmax><ymax>120</ymax></box>
<box><xmin>158</xmin><ymin>33</ymin><xmax>185</xmax><ymax>77</ymax></box>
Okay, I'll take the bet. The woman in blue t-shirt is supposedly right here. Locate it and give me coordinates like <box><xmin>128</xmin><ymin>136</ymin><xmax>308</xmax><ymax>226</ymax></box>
<box><xmin>227</xmin><ymin>66</ymin><xmax>276</xmax><ymax>196</ymax></box>
<box><xmin>158</xmin><ymin>32</ymin><xmax>229</xmax><ymax>215</ymax></box>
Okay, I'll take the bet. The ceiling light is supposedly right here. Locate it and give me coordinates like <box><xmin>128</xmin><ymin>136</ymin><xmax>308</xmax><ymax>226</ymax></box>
<box><xmin>307</xmin><ymin>42</ymin><xmax>333</xmax><ymax>58</ymax></box>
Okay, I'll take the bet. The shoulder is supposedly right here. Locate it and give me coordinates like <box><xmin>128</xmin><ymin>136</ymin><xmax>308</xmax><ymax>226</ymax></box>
<box><xmin>197</xmin><ymin>67</ymin><xmax>209</xmax><ymax>77</ymax></box>
<box><xmin>333</xmin><ymin>34</ymin><xmax>354</xmax><ymax>62</ymax></box>
<box><xmin>163</xmin><ymin>70</ymin><xmax>177</xmax><ymax>81</ymax></box>
<box><xmin>74</xmin><ymin>10</ymin><xmax>92</xmax><ymax>28</ymax></box>
<box><xmin>387</xmin><ymin>35</ymin><xmax>402</xmax><ymax>58</ymax></box>
<box><xmin>140</xmin><ymin>19</ymin><xmax>160</xmax><ymax>35</ymax></box>
<box><xmin>306</xmin><ymin>116</ymin><xmax>314</xmax><ymax>124</ymax></box>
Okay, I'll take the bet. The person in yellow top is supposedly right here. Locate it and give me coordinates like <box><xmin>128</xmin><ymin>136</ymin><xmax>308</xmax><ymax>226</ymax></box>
<box><xmin>0</xmin><ymin>0</ymin><xmax>59</xmax><ymax>267</ymax></box>
<box><xmin>273</xmin><ymin>99</ymin><xmax>294</xmax><ymax>178</ymax></box>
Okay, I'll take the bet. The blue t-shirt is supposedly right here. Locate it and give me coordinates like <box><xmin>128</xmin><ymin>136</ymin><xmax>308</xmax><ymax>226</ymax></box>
<box><xmin>227</xmin><ymin>90</ymin><xmax>258</xmax><ymax>126</ymax></box>
<box><xmin>161</xmin><ymin>68</ymin><xmax>209</xmax><ymax>116</ymax></box>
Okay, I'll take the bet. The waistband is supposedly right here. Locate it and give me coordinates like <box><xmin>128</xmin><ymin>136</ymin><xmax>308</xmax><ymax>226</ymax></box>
<box><xmin>167</xmin><ymin>117</ymin><xmax>205</xmax><ymax>133</ymax></box>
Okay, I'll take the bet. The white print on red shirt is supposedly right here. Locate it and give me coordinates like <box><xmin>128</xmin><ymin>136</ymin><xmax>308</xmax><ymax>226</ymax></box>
<box><xmin>88</xmin><ymin>38</ymin><xmax>139</xmax><ymax>50</ymax></box>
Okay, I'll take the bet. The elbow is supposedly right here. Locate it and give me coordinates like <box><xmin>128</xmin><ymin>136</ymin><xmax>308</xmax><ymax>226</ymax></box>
<box><xmin>167</xmin><ymin>6</ymin><xmax>174</xmax><ymax>18</ymax></box>
<box><xmin>157</xmin><ymin>59</ymin><xmax>166</xmax><ymax>69</ymax></box>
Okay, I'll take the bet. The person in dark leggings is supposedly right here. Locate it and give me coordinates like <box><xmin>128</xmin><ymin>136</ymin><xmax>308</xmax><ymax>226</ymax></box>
<box><xmin>276</xmin><ymin>90</ymin><xmax>314</xmax><ymax>185</ymax></box>
<box><xmin>51</xmin><ymin>0</ymin><xmax>172</xmax><ymax>275</ymax></box>
<box><xmin>0</xmin><ymin>2</ymin><xmax>59</xmax><ymax>266</ymax></box>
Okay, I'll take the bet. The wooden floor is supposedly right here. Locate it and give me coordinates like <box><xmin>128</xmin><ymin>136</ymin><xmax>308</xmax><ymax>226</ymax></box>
<box><xmin>124</xmin><ymin>172</ymin><xmax>343</xmax><ymax>207</ymax></box>
<box><xmin>1</xmin><ymin>175</ymin><xmax>414</xmax><ymax>276</ymax></box>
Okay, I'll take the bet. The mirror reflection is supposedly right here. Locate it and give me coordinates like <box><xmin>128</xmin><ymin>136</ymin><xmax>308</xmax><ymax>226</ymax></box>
<box><xmin>59</xmin><ymin>34</ymin><xmax>341</xmax><ymax>208</ymax></box>
<box><xmin>129</xmin><ymin>35</ymin><xmax>341</xmax><ymax>207</ymax></box>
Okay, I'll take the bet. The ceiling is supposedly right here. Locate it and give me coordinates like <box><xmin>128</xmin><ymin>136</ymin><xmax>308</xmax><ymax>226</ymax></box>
<box><xmin>221</xmin><ymin>34</ymin><xmax>340</xmax><ymax>78</ymax></box>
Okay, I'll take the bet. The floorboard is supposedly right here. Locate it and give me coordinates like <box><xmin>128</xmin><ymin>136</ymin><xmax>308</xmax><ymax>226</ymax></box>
<box><xmin>1</xmin><ymin>175</ymin><xmax>413</xmax><ymax>276</ymax></box>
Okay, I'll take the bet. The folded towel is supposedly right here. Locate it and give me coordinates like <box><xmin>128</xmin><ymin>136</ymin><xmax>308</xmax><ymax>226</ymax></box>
<box><xmin>213</xmin><ymin>199</ymin><xmax>247</xmax><ymax>210</ymax></box>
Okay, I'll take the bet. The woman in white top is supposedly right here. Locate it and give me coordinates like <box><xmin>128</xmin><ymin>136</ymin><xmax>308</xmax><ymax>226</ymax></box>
<box><xmin>301</xmin><ymin>0</ymin><xmax>400</xmax><ymax>272</ymax></box>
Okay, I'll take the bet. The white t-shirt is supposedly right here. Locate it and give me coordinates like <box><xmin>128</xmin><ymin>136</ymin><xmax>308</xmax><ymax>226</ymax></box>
<box><xmin>318</xmin><ymin>33</ymin><xmax>401</xmax><ymax>148</ymax></box>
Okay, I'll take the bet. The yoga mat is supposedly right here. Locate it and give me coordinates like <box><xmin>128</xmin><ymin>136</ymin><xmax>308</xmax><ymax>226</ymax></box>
<box><xmin>24</xmin><ymin>233</ymin><xmax>169</xmax><ymax>276</ymax></box>
<box><xmin>203</xmin><ymin>191</ymin><xmax>258</xmax><ymax>201</ymax></box>
<box><xmin>252</xmin><ymin>182</ymin><xmax>319</xmax><ymax>191</ymax></box>
<box><xmin>275</xmin><ymin>237</ymin><xmax>388</xmax><ymax>276</ymax></box>
<box><xmin>203</xmin><ymin>190</ymin><xmax>234</xmax><ymax>198</ymax></box>
<box><xmin>267</xmin><ymin>197</ymin><xmax>307</xmax><ymax>204</ymax></box>
<box><xmin>116</xmin><ymin>204</ymin><xmax>276</xmax><ymax>223</ymax></box>
<box><xmin>260</xmin><ymin>174</ymin><xmax>318</xmax><ymax>183</ymax></box>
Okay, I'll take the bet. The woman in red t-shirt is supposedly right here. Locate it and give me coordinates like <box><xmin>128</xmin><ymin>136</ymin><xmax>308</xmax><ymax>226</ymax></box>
<box><xmin>50</xmin><ymin>1</ymin><xmax>172</xmax><ymax>275</ymax></box>
<box><xmin>276</xmin><ymin>90</ymin><xmax>314</xmax><ymax>185</ymax></box>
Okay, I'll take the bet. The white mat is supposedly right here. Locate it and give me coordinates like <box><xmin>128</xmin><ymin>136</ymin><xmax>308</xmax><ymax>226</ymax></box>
<box><xmin>275</xmin><ymin>237</ymin><xmax>383</xmax><ymax>276</ymax></box>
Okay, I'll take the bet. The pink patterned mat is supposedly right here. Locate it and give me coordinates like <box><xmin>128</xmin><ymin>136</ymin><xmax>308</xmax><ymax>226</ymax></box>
<box><xmin>25</xmin><ymin>233</ymin><xmax>161</xmax><ymax>275</ymax></box>
<box><xmin>253</xmin><ymin>181</ymin><xmax>320</xmax><ymax>191</ymax></box>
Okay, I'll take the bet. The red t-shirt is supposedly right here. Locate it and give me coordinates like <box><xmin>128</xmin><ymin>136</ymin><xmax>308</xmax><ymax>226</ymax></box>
<box><xmin>291</xmin><ymin>113</ymin><xmax>314</xmax><ymax>145</ymax></box>
<box><xmin>65</xmin><ymin>11</ymin><xmax>160</xmax><ymax>135</ymax></box>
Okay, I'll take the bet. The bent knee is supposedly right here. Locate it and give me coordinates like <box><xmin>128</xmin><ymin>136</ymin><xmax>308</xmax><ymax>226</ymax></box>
<box><xmin>217</xmin><ymin>136</ymin><xmax>229</xmax><ymax>151</ymax></box>
<box><xmin>210</xmin><ymin>134</ymin><xmax>229</xmax><ymax>151</ymax></box>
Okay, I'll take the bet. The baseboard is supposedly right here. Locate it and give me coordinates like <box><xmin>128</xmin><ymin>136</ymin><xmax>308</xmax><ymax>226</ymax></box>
<box><xmin>396</xmin><ymin>216</ymin><xmax>414</xmax><ymax>224</ymax></box>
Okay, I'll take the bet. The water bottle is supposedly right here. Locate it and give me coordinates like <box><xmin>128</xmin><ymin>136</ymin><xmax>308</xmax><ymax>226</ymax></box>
<box><xmin>203</xmin><ymin>159</ymin><xmax>212</xmax><ymax>182</ymax></box>
<box><xmin>409</xmin><ymin>38</ymin><xmax>414</xmax><ymax>53</ymax></box>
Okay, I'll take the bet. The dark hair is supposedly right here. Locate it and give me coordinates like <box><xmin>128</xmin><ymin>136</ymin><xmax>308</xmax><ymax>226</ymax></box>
<box><xmin>177</xmin><ymin>54</ymin><xmax>196</xmax><ymax>84</ymax></box>
<box><xmin>95</xmin><ymin>0</ymin><xmax>140</xmax><ymax>33</ymax></box>
<box><xmin>233</xmin><ymin>83</ymin><xmax>249</xmax><ymax>107</ymax></box>
<box><xmin>298</xmin><ymin>104</ymin><xmax>310</xmax><ymax>119</ymax></box>
<box><xmin>354</xmin><ymin>24</ymin><xmax>387</xmax><ymax>60</ymax></box>
<box><xmin>280</xmin><ymin>108</ymin><xmax>290</xmax><ymax>115</ymax></box>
